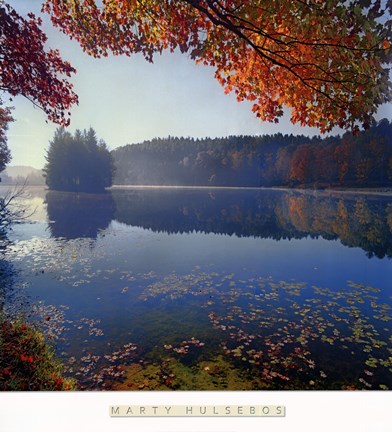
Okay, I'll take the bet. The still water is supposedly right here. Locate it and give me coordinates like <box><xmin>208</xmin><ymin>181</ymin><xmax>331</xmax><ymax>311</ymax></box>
<box><xmin>1</xmin><ymin>186</ymin><xmax>391</xmax><ymax>390</ymax></box>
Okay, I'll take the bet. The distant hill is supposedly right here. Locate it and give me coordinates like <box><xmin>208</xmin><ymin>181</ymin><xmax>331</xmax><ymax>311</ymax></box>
<box><xmin>112</xmin><ymin>119</ymin><xmax>392</xmax><ymax>188</ymax></box>
<box><xmin>1</xmin><ymin>166</ymin><xmax>45</xmax><ymax>186</ymax></box>
<box><xmin>3</xmin><ymin>165</ymin><xmax>40</xmax><ymax>177</ymax></box>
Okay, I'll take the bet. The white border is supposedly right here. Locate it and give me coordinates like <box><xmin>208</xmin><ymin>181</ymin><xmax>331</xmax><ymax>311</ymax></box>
<box><xmin>1</xmin><ymin>390</ymin><xmax>391</xmax><ymax>431</ymax></box>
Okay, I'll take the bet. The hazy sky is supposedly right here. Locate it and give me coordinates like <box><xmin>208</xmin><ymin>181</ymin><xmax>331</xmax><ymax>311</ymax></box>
<box><xmin>5</xmin><ymin>1</ymin><xmax>392</xmax><ymax>169</ymax></box>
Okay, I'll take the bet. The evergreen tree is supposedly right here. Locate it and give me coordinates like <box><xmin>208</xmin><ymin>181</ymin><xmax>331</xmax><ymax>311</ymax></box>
<box><xmin>44</xmin><ymin>128</ymin><xmax>114</xmax><ymax>192</ymax></box>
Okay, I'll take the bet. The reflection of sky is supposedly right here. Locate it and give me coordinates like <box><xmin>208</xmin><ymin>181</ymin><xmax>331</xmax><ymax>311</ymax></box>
<box><xmin>100</xmin><ymin>222</ymin><xmax>392</xmax><ymax>296</ymax></box>
<box><xmin>6</xmin><ymin>1</ymin><xmax>391</xmax><ymax>169</ymax></box>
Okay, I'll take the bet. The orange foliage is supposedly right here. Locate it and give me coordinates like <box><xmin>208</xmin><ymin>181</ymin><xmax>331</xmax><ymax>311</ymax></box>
<box><xmin>1</xmin><ymin>3</ymin><xmax>78</xmax><ymax>126</ymax></box>
<box><xmin>42</xmin><ymin>0</ymin><xmax>391</xmax><ymax>132</ymax></box>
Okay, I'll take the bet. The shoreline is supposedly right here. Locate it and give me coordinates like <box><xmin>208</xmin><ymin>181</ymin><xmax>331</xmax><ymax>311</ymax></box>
<box><xmin>1</xmin><ymin>184</ymin><xmax>392</xmax><ymax>197</ymax></box>
<box><xmin>110</xmin><ymin>184</ymin><xmax>392</xmax><ymax>196</ymax></box>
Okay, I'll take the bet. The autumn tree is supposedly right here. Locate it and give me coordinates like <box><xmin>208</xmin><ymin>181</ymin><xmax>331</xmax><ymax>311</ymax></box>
<box><xmin>0</xmin><ymin>2</ymin><xmax>78</xmax><ymax>127</ymax></box>
<box><xmin>43</xmin><ymin>0</ymin><xmax>391</xmax><ymax>132</ymax></box>
<box><xmin>289</xmin><ymin>144</ymin><xmax>313</xmax><ymax>184</ymax></box>
<box><xmin>0</xmin><ymin>0</ymin><xmax>79</xmax><ymax>231</ymax></box>
<box><xmin>312</xmin><ymin>138</ymin><xmax>339</xmax><ymax>186</ymax></box>
<box><xmin>334</xmin><ymin>135</ymin><xmax>353</xmax><ymax>184</ymax></box>
<box><xmin>0</xmin><ymin>0</ymin><xmax>78</xmax><ymax>183</ymax></box>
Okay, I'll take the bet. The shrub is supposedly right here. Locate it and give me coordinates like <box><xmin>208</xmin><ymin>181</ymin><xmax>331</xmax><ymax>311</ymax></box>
<box><xmin>0</xmin><ymin>320</ymin><xmax>77</xmax><ymax>390</ymax></box>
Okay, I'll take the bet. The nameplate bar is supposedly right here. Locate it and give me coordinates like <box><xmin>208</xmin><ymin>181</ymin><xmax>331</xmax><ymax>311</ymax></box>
<box><xmin>110</xmin><ymin>405</ymin><xmax>285</xmax><ymax>417</ymax></box>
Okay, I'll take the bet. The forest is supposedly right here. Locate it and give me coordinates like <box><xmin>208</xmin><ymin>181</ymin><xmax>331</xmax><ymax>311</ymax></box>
<box><xmin>112</xmin><ymin>119</ymin><xmax>392</xmax><ymax>188</ymax></box>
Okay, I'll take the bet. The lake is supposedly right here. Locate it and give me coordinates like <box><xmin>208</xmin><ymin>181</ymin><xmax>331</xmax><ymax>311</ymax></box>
<box><xmin>0</xmin><ymin>185</ymin><xmax>391</xmax><ymax>390</ymax></box>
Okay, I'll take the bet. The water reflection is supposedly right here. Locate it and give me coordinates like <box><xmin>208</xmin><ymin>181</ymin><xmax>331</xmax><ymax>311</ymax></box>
<box><xmin>3</xmin><ymin>186</ymin><xmax>391</xmax><ymax>390</ymax></box>
<box><xmin>112</xmin><ymin>188</ymin><xmax>392</xmax><ymax>259</ymax></box>
<box><xmin>42</xmin><ymin>187</ymin><xmax>392</xmax><ymax>258</ymax></box>
<box><xmin>0</xmin><ymin>259</ymin><xmax>13</xmax><ymax>313</ymax></box>
<box><xmin>46</xmin><ymin>191</ymin><xmax>115</xmax><ymax>239</ymax></box>
<box><xmin>0</xmin><ymin>257</ymin><xmax>28</xmax><ymax>321</ymax></box>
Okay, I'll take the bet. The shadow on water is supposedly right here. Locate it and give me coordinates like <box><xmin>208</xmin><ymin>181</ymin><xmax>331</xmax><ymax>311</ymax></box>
<box><xmin>0</xmin><ymin>252</ymin><xmax>28</xmax><ymax>322</ymax></box>
<box><xmin>112</xmin><ymin>188</ymin><xmax>392</xmax><ymax>259</ymax></box>
<box><xmin>46</xmin><ymin>190</ymin><xmax>115</xmax><ymax>240</ymax></box>
<box><xmin>0</xmin><ymin>258</ymin><xmax>13</xmax><ymax>313</ymax></box>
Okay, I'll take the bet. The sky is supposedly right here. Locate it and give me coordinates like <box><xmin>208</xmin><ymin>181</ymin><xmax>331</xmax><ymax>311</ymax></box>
<box><xmin>5</xmin><ymin>1</ymin><xmax>392</xmax><ymax>169</ymax></box>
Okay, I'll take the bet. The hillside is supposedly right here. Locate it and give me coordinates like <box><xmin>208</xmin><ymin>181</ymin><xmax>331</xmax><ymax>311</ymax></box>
<box><xmin>112</xmin><ymin>119</ymin><xmax>392</xmax><ymax>188</ymax></box>
<box><xmin>1</xmin><ymin>166</ymin><xmax>45</xmax><ymax>185</ymax></box>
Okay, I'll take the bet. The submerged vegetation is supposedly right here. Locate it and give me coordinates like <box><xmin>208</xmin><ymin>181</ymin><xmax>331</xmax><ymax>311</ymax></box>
<box><xmin>120</xmin><ymin>272</ymin><xmax>391</xmax><ymax>391</ymax></box>
<box><xmin>56</xmin><ymin>272</ymin><xmax>392</xmax><ymax>390</ymax></box>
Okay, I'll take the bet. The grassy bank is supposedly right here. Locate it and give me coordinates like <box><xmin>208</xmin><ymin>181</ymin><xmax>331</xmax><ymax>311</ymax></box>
<box><xmin>0</xmin><ymin>320</ymin><xmax>76</xmax><ymax>391</ymax></box>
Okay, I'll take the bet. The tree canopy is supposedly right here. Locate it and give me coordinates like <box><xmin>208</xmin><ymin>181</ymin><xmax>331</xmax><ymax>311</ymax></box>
<box><xmin>43</xmin><ymin>0</ymin><xmax>391</xmax><ymax>132</ymax></box>
<box><xmin>0</xmin><ymin>2</ymin><xmax>79</xmax><ymax>179</ymax></box>
<box><xmin>44</xmin><ymin>128</ymin><xmax>115</xmax><ymax>192</ymax></box>
<box><xmin>0</xmin><ymin>2</ymin><xmax>78</xmax><ymax>127</ymax></box>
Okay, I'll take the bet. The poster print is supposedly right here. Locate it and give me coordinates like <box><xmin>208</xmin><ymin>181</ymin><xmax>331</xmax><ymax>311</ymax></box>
<box><xmin>0</xmin><ymin>1</ymin><xmax>391</xmax><ymax>431</ymax></box>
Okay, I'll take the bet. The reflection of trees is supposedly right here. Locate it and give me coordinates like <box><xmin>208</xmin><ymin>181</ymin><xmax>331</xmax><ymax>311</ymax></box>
<box><xmin>46</xmin><ymin>190</ymin><xmax>115</xmax><ymax>239</ymax></box>
<box><xmin>113</xmin><ymin>188</ymin><xmax>392</xmax><ymax>258</ymax></box>
<box><xmin>387</xmin><ymin>204</ymin><xmax>392</xmax><ymax>233</ymax></box>
<box><xmin>0</xmin><ymin>258</ymin><xmax>16</xmax><ymax>318</ymax></box>
<box><xmin>113</xmin><ymin>189</ymin><xmax>286</xmax><ymax>239</ymax></box>
<box><xmin>282</xmin><ymin>194</ymin><xmax>392</xmax><ymax>258</ymax></box>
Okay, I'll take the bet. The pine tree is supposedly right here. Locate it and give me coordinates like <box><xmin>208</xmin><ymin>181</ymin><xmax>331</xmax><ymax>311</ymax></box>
<box><xmin>44</xmin><ymin>128</ymin><xmax>114</xmax><ymax>192</ymax></box>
